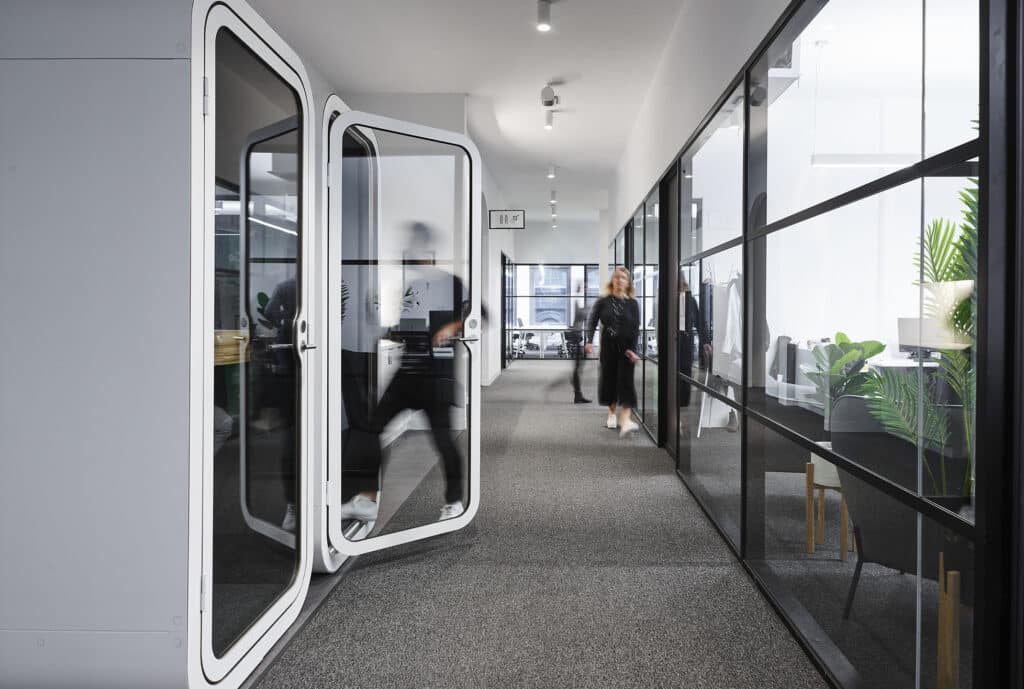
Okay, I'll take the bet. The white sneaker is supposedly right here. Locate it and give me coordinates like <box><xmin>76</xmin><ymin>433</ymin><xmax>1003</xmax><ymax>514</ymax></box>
<box><xmin>339</xmin><ymin>494</ymin><xmax>379</xmax><ymax>522</ymax></box>
<box><xmin>606</xmin><ymin>413</ymin><xmax>618</xmax><ymax>429</ymax></box>
<box><xmin>439</xmin><ymin>501</ymin><xmax>464</xmax><ymax>521</ymax></box>
<box><xmin>619</xmin><ymin>418</ymin><xmax>639</xmax><ymax>437</ymax></box>
<box><xmin>281</xmin><ymin>502</ymin><xmax>296</xmax><ymax>532</ymax></box>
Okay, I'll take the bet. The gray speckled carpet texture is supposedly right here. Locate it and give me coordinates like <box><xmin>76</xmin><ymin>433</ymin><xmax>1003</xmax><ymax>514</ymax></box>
<box><xmin>254</xmin><ymin>364</ymin><xmax>827</xmax><ymax>689</ymax></box>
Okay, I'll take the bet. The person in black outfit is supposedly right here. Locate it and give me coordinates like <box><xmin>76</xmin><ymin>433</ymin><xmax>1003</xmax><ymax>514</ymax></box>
<box><xmin>565</xmin><ymin>289</ymin><xmax>592</xmax><ymax>403</ymax></box>
<box><xmin>264</xmin><ymin>277</ymin><xmax>299</xmax><ymax>531</ymax></box>
<box><xmin>678</xmin><ymin>274</ymin><xmax>711</xmax><ymax>408</ymax></box>
<box><xmin>339</xmin><ymin>222</ymin><xmax>471</xmax><ymax>529</ymax></box>
<box><xmin>585</xmin><ymin>266</ymin><xmax>641</xmax><ymax>437</ymax></box>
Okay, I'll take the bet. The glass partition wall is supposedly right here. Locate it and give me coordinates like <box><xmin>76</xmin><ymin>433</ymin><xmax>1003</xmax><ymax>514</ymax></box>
<box><xmin>622</xmin><ymin>0</ymin><xmax>1001</xmax><ymax>686</ymax></box>
<box><xmin>506</xmin><ymin>264</ymin><xmax>601</xmax><ymax>360</ymax></box>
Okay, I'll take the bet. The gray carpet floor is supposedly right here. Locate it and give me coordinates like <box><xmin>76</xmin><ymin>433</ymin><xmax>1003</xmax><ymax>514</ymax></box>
<box><xmin>253</xmin><ymin>364</ymin><xmax>827</xmax><ymax>689</ymax></box>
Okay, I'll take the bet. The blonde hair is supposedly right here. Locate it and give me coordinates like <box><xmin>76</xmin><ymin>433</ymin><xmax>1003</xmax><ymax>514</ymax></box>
<box><xmin>605</xmin><ymin>266</ymin><xmax>636</xmax><ymax>298</ymax></box>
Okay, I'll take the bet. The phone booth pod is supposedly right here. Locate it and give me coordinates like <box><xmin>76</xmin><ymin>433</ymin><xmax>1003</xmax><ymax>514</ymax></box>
<box><xmin>0</xmin><ymin>1</ymin><xmax>318</xmax><ymax>686</ymax></box>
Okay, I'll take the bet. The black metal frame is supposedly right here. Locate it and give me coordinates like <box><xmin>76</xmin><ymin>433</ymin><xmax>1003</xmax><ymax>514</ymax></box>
<box><xmin>614</xmin><ymin>0</ymin><xmax>1022</xmax><ymax>686</ymax></box>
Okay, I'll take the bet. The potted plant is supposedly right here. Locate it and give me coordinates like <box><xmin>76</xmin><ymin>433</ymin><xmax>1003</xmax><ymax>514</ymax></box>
<box><xmin>802</xmin><ymin>332</ymin><xmax>886</xmax><ymax>433</ymax></box>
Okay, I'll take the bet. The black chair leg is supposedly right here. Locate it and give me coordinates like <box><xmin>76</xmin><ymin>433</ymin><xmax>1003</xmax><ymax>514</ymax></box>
<box><xmin>843</xmin><ymin>526</ymin><xmax>865</xmax><ymax>620</ymax></box>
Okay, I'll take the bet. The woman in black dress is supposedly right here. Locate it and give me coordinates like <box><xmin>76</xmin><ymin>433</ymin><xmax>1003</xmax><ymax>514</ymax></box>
<box><xmin>584</xmin><ymin>266</ymin><xmax>641</xmax><ymax>436</ymax></box>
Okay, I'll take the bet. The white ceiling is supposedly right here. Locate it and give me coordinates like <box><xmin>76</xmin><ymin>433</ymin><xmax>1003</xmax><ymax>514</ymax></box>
<box><xmin>248</xmin><ymin>0</ymin><xmax>685</xmax><ymax>227</ymax></box>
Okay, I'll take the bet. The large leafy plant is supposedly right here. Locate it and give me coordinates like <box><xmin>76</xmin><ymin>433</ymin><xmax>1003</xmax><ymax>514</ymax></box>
<box><xmin>863</xmin><ymin>175</ymin><xmax>978</xmax><ymax>497</ymax></box>
<box><xmin>804</xmin><ymin>332</ymin><xmax>885</xmax><ymax>411</ymax></box>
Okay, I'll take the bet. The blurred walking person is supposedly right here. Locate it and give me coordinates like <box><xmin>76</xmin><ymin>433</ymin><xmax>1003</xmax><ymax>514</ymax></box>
<box><xmin>585</xmin><ymin>267</ymin><xmax>641</xmax><ymax>437</ymax></box>
<box><xmin>567</xmin><ymin>286</ymin><xmax>592</xmax><ymax>403</ymax></box>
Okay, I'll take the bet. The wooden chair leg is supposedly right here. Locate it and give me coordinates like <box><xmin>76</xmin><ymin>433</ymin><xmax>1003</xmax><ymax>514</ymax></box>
<box><xmin>805</xmin><ymin>463</ymin><xmax>815</xmax><ymax>554</ymax></box>
<box><xmin>839</xmin><ymin>495</ymin><xmax>848</xmax><ymax>562</ymax></box>
<box><xmin>816</xmin><ymin>487</ymin><xmax>826</xmax><ymax>545</ymax></box>
<box><xmin>937</xmin><ymin>552</ymin><xmax>961</xmax><ymax>689</ymax></box>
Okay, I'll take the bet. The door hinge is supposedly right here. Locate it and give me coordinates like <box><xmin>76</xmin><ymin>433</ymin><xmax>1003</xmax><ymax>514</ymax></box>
<box><xmin>202</xmin><ymin>76</ymin><xmax>209</xmax><ymax>117</ymax></box>
<box><xmin>199</xmin><ymin>574</ymin><xmax>207</xmax><ymax>612</ymax></box>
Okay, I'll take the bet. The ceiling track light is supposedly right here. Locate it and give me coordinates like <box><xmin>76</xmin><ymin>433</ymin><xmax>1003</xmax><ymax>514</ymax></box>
<box><xmin>547</xmin><ymin>165</ymin><xmax>556</xmax><ymax>179</ymax></box>
<box><xmin>537</xmin><ymin>0</ymin><xmax>551</xmax><ymax>32</ymax></box>
<box><xmin>544</xmin><ymin>110</ymin><xmax>553</xmax><ymax>130</ymax></box>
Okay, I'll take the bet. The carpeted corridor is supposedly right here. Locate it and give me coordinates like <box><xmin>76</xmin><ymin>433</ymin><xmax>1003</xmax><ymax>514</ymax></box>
<box><xmin>253</xmin><ymin>364</ymin><xmax>827</xmax><ymax>689</ymax></box>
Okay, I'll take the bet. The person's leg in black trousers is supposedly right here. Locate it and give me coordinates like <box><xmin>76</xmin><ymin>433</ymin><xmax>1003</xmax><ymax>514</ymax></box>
<box><xmin>424</xmin><ymin>396</ymin><xmax>464</xmax><ymax>505</ymax></box>
<box><xmin>571</xmin><ymin>332</ymin><xmax>591</xmax><ymax>403</ymax></box>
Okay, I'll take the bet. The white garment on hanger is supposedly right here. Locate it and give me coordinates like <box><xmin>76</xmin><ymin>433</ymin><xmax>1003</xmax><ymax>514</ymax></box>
<box><xmin>721</xmin><ymin>278</ymin><xmax>742</xmax><ymax>357</ymax></box>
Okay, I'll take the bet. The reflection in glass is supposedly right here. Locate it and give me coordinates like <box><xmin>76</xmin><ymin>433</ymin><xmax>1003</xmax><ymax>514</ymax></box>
<box><xmin>755</xmin><ymin>0</ymin><xmax>924</xmax><ymax>224</ymax></box>
<box><xmin>643</xmin><ymin>191</ymin><xmax>660</xmax><ymax>435</ymax></box>
<box><xmin>210</xmin><ymin>28</ymin><xmax>301</xmax><ymax>658</ymax></box>
<box><xmin>747</xmin><ymin>176</ymin><xmax>976</xmax><ymax>512</ymax></box>
<box><xmin>681</xmin><ymin>85</ymin><xmax>744</xmax><ymax>258</ymax></box>
<box><xmin>681</xmin><ymin>244</ymin><xmax>743</xmax><ymax>421</ymax></box>
<box><xmin>678</xmin><ymin>396</ymin><xmax>741</xmax><ymax>547</ymax></box>
<box><xmin>746</xmin><ymin>418</ymin><xmax>973</xmax><ymax>689</ymax></box>
<box><xmin>632</xmin><ymin>212</ymin><xmax>645</xmax><ymax>420</ymax></box>
<box><xmin>337</xmin><ymin>125</ymin><xmax>472</xmax><ymax>541</ymax></box>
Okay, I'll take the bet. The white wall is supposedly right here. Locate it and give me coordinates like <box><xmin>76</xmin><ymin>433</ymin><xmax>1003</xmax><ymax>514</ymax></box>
<box><xmin>611</xmin><ymin>0</ymin><xmax>790</xmax><ymax>234</ymax></box>
<box><xmin>481</xmin><ymin>161</ymin><xmax>514</xmax><ymax>385</ymax></box>
<box><xmin>514</xmin><ymin>220</ymin><xmax>602</xmax><ymax>264</ymax></box>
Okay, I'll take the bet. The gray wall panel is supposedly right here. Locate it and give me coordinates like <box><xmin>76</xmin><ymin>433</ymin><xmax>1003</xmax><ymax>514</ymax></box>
<box><xmin>0</xmin><ymin>56</ymin><xmax>190</xmax><ymax>651</ymax></box>
<box><xmin>0</xmin><ymin>0</ymin><xmax>192</xmax><ymax>60</ymax></box>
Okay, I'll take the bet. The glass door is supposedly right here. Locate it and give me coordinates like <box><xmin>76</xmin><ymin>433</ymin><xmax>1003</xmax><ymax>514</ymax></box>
<box><xmin>327</xmin><ymin>111</ymin><xmax>481</xmax><ymax>556</ymax></box>
<box><xmin>201</xmin><ymin>9</ymin><xmax>312</xmax><ymax>678</ymax></box>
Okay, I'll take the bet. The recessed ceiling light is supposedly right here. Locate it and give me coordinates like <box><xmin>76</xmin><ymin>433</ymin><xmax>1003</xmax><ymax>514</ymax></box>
<box><xmin>551</xmin><ymin>212</ymin><xmax>557</xmax><ymax>219</ymax></box>
<box><xmin>552</xmin><ymin>224</ymin><xmax>558</xmax><ymax>229</ymax></box>
<box><xmin>547</xmin><ymin>165</ymin><xmax>556</xmax><ymax>179</ymax></box>
<box><xmin>550</xmin><ymin>190</ymin><xmax>557</xmax><ymax>205</ymax></box>
<box><xmin>537</xmin><ymin>0</ymin><xmax>551</xmax><ymax>32</ymax></box>
<box><xmin>544</xmin><ymin>110</ymin><xmax>553</xmax><ymax>130</ymax></box>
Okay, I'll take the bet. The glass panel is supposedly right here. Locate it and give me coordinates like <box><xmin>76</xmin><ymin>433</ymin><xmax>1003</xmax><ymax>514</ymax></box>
<box><xmin>644</xmin><ymin>191</ymin><xmax>660</xmax><ymax>434</ymax></box>
<box><xmin>924</xmin><ymin>0</ymin><xmax>980</xmax><ymax>156</ymax></box>
<box><xmin>680</xmin><ymin>244</ymin><xmax>743</xmax><ymax>402</ymax></box>
<box><xmin>337</xmin><ymin>124</ymin><xmax>472</xmax><ymax>540</ymax></box>
<box><xmin>632</xmin><ymin>213</ymin><xmax>645</xmax><ymax>418</ymax></box>
<box><xmin>210</xmin><ymin>29</ymin><xmax>301</xmax><ymax>658</ymax></box>
<box><xmin>681</xmin><ymin>84</ymin><xmax>744</xmax><ymax>258</ymax></box>
<box><xmin>586</xmin><ymin>264</ymin><xmax>601</xmax><ymax>297</ymax></box>
<box><xmin>748</xmin><ymin>173</ymin><xmax>976</xmax><ymax>513</ymax></box>
<box><xmin>511</xmin><ymin>296</ymin><xmax>571</xmax><ymax>328</ymax></box>
<box><xmin>746</xmin><ymin>418</ymin><xmax>974</xmax><ymax>689</ymax></box>
<box><xmin>677</xmin><ymin>394</ymin><xmax>742</xmax><ymax>547</ymax></box>
<box><xmin>918</xmin><ymin>171</ymin><xmax>977</xmax><ymax>515</ymax></box>
<box><xmin>754</xmin><ymin>0</ymin><xmax>924</xmax><ymax>224</ymax></box>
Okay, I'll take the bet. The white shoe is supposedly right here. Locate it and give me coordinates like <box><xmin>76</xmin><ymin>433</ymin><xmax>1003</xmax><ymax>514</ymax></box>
<box><xmin>339</xmin><ymin>494</ymin><xmax>379</xmax><ymax>522</ymax></box>
<box><xmin>606</xmin><ymin>413</ymin><xmax>618</xmax><ymax>429</ymax></box>
<box><xmin>619</xmin><ymin>419</ymin><xmax>639</xmax><ymax>437</ymax></box>
<box><xmin>439</xmin><ymin>501</ymin><xmax>464</xmax><ymax>521</ymax></box>
<box><xmin>281</xmin><ymin>502</ymin><xmax>296</xmax><ymax>532</ymax></box>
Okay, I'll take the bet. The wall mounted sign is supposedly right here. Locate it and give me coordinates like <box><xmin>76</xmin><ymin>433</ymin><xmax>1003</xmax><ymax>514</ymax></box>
<box><xmin>489</xmin><ymin>210</ymin><xmax>525</xmax><ymax>230</ymax></box>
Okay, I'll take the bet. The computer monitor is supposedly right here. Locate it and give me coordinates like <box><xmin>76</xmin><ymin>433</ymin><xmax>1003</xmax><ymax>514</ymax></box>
<box><xmin>897</xmin><ymin>317</ymin><xmax>970</xmax><ymax>359</ymax></box>
<box><xmin>399</xmin><ymin>317</ymin><xmax>427</xmax><ymax>332</ymax></box>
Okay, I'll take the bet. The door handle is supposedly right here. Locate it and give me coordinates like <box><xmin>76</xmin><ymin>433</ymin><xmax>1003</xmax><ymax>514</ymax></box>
<box><xmin>267</xmin><ymin>343</ymin><xmax>292</xmax><ymax>351</ymax></box>
<box><xmin>302</xmin><ymin>343</ymin><xmax>318</xmax><ymax>351</ymax></box>
<box><xmin>455</xmin><ymin>336</ymin><xmax>480</xmax><ymax>342</ymax></box>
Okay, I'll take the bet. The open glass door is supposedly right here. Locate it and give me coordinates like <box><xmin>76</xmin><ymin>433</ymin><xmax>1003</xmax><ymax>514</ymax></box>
<box><xmin>327</xmin><ymin>112</ymin><xmax>481</xmax><ymax>556</ymax></box>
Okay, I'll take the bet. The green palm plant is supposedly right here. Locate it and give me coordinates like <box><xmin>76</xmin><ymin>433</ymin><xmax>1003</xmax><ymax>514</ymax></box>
<box><xmin>864</xmin><ymin>175</ymin><xmax>978</xmax><ymax>497</ymax></box>
<box><xmin>861</xmin><ymin>367</ymin><xmax>952</xmax><ymax>495</ymax></box>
